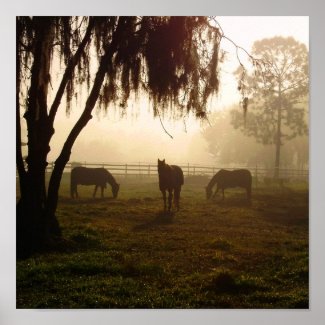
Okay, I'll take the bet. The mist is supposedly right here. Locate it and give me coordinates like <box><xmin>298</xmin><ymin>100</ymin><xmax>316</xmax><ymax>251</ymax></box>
<box><xmin>45</xmin><ymin>107</ymin><xmax>216</xmax><ymax>165</ymax></box>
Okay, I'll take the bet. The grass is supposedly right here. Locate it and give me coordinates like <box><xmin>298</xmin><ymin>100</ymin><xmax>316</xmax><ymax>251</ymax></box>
<box><xmin>16</xmin><ymin>174</ymin><xmax>309</xmax><ymax>308</ymax></box>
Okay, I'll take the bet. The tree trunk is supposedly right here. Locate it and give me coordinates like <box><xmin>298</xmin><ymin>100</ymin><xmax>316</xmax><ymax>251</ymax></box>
<box><xmin>17</xmin><ymin>175</ymin><xmax>61</xmax><ymax>259</ymax></box>
<box><xmin>17</xmin><ymin>18</ymin><xmax>98</xmax><ymax>258</ymax></box>
<box><xmin>274</xmin><ymin>87</ymin><xmax>282</xmax><ymax>179</ymax></box>
<box><xmin>17</xmin><ymin>18</ymin><xmax>58</xmax><ymax>259</ymax></box>
<box><xmin>274</xmin><ymin>125</ymin><xmax>281</xmax><ymax>179</ymax></box>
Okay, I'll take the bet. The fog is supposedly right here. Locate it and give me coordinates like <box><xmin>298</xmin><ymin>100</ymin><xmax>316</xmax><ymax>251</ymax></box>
<box><xmin>20</xmin><ymin>17</ymin><xmax>309</xmax><ymax>167</ymax></box>
<box><xmin>46</xmin><ymin>106</ymin><xmax>215</xmax><ymax>165</ymax></box>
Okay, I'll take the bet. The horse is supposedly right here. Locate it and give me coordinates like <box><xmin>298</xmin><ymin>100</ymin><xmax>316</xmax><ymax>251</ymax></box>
<box><xmin>206</xmin><ymin>169</ymin><xmax>252</xmax><ymax>200</ymax></box>
<box><xmin>157</xmin><ymin>159</ymin><xmax>184</xmax><ymax>211</ymax></box>
<box><xmin>70</xmin><ymin>167</ymin><xmax>120</xmax><ymax>199</ymax></box>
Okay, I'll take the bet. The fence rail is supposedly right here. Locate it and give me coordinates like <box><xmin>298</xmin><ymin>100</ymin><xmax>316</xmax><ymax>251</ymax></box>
<box><xmin>45</xmin><ymin>161</ymin><xmax>308</xmax><ymax>182</ymax></box>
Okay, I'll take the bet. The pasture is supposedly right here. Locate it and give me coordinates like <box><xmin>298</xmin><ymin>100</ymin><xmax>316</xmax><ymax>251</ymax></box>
<box><xmin>16</xmin><ymin>174</ymin><xmax>309</xmax><ymax>308</ymax></box>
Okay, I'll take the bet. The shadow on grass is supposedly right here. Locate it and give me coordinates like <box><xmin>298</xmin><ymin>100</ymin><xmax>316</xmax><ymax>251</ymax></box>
<box><xmin>211</xmin><ymin>196</ymin><xmax>252</xmax><ymax>208</ymax></box>
<box><xmin>59</xmin><ymin>196</ymin><xmax>120</xmax><ymax>205</ymax></box>
<box><xmin>28</xmin><ymin>230</ymin><xmax>106</xmax><ymax>257</ymax></box>
<box><xmin>259</xmin><ymin>204</ymin><xmax>308</xmax><ymax>227</ymax></box>
<box><xmin>207</xmin><ymin>271</ymin><xmax>264</xmax><ymax>295</ymax></box>
<box><xmin>133</xmin><ymin>210</ymin><xmax>175</xmax><ymax>231</ymax></box>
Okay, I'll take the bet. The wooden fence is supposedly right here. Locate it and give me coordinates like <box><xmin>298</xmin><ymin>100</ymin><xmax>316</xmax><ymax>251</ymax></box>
<box><xmin>46</xmin><ymin>161</ymin><xmax>308</xmax><ymax>183</ymax></box>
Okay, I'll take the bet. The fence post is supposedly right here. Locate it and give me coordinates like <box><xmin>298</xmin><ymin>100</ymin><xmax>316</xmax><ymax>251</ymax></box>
<box><xmin>187</xmin><ymin>163</ymin><xmax>190</xmax><ymax>176</ymax></box>
<box><xmin>125</xmin><ymin>164</ymin><xmax>128</xmax><ymax>178</ymax></box>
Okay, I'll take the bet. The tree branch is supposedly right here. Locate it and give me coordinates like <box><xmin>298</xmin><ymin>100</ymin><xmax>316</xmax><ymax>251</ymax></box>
<box><xmin>157</xmin><ymin>108</ymin><xmax>173</xmax><ymax>139</ymax></box>
<box><xmin>48</xmin><ymin>17</ymin><xmax>95</xmax><ymax>124</ymax></box>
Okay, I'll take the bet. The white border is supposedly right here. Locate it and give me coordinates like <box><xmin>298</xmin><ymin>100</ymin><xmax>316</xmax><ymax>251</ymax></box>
<box><xmin>1</xmin><ymin>1</ymin><xmax>324</xmax><ymax>324</ymax></box>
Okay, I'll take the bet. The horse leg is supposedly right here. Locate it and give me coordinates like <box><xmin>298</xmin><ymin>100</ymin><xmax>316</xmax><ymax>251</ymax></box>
<box><xmin>75</xmin><ymin>185</ymin><xmax>79</xmax><ymax>199</ymax></box>
<box><xmin>70</xmin><ymin>183</ymin><xmax>75</xmax><ymax>198</ymax></box>
<box><xmin>162</xmin><ymin>190</ymin><xmax>167</xmax><ymax>211</ymax></box>
<box><xmin>174</xmin><ymin>187</ymin><xmax>180</xmax><ymax>211</ymax></box>
<box><xmin>247</xmin><ymin>186</ymin><xmax>251</xmax><ymax>200</ymax></box>
<box><xmin>168</xmin><ymin>189</ymin><xmax>173</xmax><ymax>211</ymax></box>
<box><xmin>101</xmin><ymin>186</ymin><xmax>104</xmax><ymax>198</ymax></box>
<box><xmin>213</xmin><ymin>186</ymin><xmax>219</xmax><ymax>198</ymax></box>
<box><xmin>222</xmin><ymin>188</ymin><xmax>225</xmax><ymax>200</ymax></box>
<box><xmin>93</xmin><ymin>185</ymin><xmax>98</xmax><ymax>198</ymax></box>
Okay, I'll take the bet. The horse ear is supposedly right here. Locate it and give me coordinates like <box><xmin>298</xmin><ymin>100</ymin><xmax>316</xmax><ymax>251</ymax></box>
<box><xmin>162</xmin><ymin>159</ymin><xmax>165</xmax><ymax>163</ymax></box>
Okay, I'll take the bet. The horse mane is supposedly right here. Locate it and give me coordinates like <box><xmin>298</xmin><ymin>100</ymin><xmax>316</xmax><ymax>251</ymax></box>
<box><xmin>105</xmin><ymin>170</ymin><xmax>118</xmax><ymax>187</ymax></box>
<box><xmin>206</xmin><ymin>170</ymin><xmax>222</xmax><ymax>192</ymax></box>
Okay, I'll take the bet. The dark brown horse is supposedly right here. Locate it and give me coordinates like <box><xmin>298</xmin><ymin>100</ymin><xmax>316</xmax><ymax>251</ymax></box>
<box><xmin>157</xmin><ymin>159</ymin><xmax>184</xmax><ymax>211</ymax></box>
<box><xmin>206</xmin><ymin>169</ymin><xmax>252</xmax><ymax>200</ymax></box>
<box><xmin>71</xmin><ymin>167</ymin><xmax>120</xmax><ymax>198</ymax></box>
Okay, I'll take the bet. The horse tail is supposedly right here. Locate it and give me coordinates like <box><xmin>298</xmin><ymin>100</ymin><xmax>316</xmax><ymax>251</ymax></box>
<box><xmin>180</xmin><ymin>169</ymin><xmax>184</xmax><ymax>185</ymax></box>
<box><xmin>176</xmin><ymin>166</ymin><xmax>184</xmax><ymax>185</ymax></box>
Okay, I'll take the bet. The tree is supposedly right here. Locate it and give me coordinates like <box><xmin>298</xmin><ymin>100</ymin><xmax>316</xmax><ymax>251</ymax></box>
<box><xmin>17</xmin><ymin>16</ymin><xmax>222</xmax><ymax>257</ymax></box>
<box><xmin>231</xmin><ymin>36</ymin><xmax>308</xmax><ymax>178</ymax></box>
<box><xmin>202</xmin><ymin>109</ymin><xmax>276</xmax><ymax>167</ymax></box>
<box><xmin>202</xmin><ymin>108</ymin><xmax>308</xmax><ymax>169</ymax></box>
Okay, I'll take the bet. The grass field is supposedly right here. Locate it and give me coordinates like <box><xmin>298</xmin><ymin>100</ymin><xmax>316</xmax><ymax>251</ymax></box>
<box><xmin>16</xmin><ymin>174</ymin><xmax>309</xmax><ymax>308</ymax></box>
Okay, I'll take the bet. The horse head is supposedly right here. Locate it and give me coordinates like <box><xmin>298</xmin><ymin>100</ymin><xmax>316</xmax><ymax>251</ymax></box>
<box><xmin>157</xmin><ymin>158</ymin><xmax>166</xmax><ymax>173</ymax></box>
<box><xmin>112</xmin><ymin>183</ymin><xmax>120</xmax><ymax>198</ymax></box>
<box><xmin>205</xmin><ymin>186</ymin><xmax>213</xmax><ymax>199</ymax></box>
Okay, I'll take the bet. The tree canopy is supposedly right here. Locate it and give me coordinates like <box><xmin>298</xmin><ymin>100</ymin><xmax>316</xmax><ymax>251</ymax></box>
<box><xmin>17</xmin><ymin>17</ymin><xmax>221</xmax><ymax>120</ymax></box>
<box><xmin>202</xmin><ymin>108</ymin><xmax>308</xmax><ymax>169</ymax></box>
<box><xmin>231</xmin><ymin>36</ymin><xmax>308</xmax><ymax>177</ymax></box>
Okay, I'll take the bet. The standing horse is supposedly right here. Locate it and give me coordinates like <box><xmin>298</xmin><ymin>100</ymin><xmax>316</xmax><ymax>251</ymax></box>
<box><xmin>206</xmin><ymin>169</ymin><xmax>252</xmax><ymax>200</ymax></box>
<box><xmin>71</xmin><ymin>167</ymin><xmax>120</xmax><ymax>199</ymax></box>
<box><xmin>157</xmin><ymin>159</ymin><xmax>184</xmax><ymax>211</ymax></box>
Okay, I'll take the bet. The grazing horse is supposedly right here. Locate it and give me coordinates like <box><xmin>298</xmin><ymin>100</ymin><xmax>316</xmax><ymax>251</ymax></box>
<box><xmin>157</xmin><ymin>159</ymin><xmax>184</xmax><ymax>211</ymax></box>
<box><xmin>206</xmin><ymin>169</ymin><xmax>252</xmax><ymax>200</ymax></box>
<box><xmin>71</xmin><ymin>167</ymin><xmax>120</xmax><ymax>199</ymax></box>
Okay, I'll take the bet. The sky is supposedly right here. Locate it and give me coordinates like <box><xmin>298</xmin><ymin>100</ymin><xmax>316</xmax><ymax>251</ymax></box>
<box><xmin>29</xmin><ymin>16</ymin><xmax>309</xmax><ymax>165</ymax></box>
<box><xmin>215</xmin><ymin>16</ymin><xmax>309</xmax><ymax>108</ymax></box>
